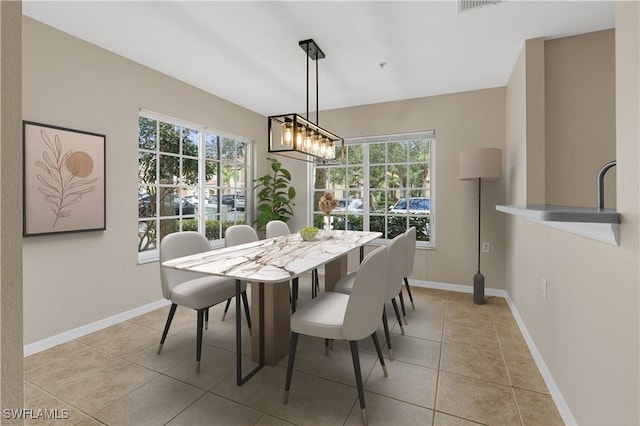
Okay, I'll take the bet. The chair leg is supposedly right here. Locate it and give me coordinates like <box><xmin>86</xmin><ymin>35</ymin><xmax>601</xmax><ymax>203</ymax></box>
<box><xmin>284</xmin><ymin>332</ymin><xmax>299</xmax><ymax>404</ymax></box>
<box><xmin>404</xmin><ymin>277</ymin><xmax>415</xmax><ymax>309</ymax></box>
<box><xmin>391</xmin><ymin>298</ymin><xmax>405</xmax><ymax>335</ymax></box>
<box><xmin>382</xmin><ymin>306</ymin><xmax>393</xmax><ymax>360</ymax></box>
<box><xmin>291</xmin><ymin>277</ymin><xmax>299</xmax><ymax>313</ymax></box>
<box><xmin>325</xmin><ymin>338</ymin><xmax>330</xmax><ymax>356</ymax></box>
<box><xmin>311</xmin><ymin>270</ymin><xmax>317</xmax><ymax>298</ymax></box>
<box><xmin>349</xmin><ymin>340</ymin><xmax>368</xmax><ymax>426</ymax></box>
<box><xmin>222</xmin><ymin>297</ymin><xmax>232</xmax><ymax>321</ymax></box>
<box><xmin>241</xmin><ymin>290</ymin><xmax>251</xmax><ymax>332</ymax></box>
<box><xmin>157</xmin><ymin>303</ymin><xmax>177</xmax><ymax>354</ymax></box>
<box><xmin>398</xmin><ymin>291</ymin><xmax>408</xmax><ymax>325</ymax></box>
<box><xmin>370</xmin><ymin>332</ymin><xmax>388</xmax><ymax>377</ymax></box>
<box><xmin>314</xmin><ymin>269</ymin><xmax>320</xmax><ymax>294</ymax></box>
<box><xmin>205</xmin><ymin>307</ymin><xmax>209</xmax><ymax>330</ymax></box>
<box><xmin>196</xmin><ymin>308</ymin><xmax>205</xmax><ymax>374</ymax></box>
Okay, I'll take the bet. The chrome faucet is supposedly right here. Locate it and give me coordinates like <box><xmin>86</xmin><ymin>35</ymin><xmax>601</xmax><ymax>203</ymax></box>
<box><xmin>597</xmin><ymin>160</ymin><xmax>616</xmax><ymax>210</ymax></box>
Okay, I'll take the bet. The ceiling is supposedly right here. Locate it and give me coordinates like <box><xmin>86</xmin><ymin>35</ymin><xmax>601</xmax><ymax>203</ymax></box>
<box><xmin>23</xmin><ymin>1</ymin><xmax>615</xmax><ymax>117</ymax></box>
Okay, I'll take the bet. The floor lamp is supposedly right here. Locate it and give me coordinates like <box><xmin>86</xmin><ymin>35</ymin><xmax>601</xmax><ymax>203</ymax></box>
<box><xmin>459</xmin><ymin>148</ymin><xmax>502</xmax><ymax>305</ymax></box>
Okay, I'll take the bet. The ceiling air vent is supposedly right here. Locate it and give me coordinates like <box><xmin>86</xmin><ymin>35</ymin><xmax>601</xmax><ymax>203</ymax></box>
<box><xmin>458</xmin><ymin>0</ymin><xmax>506</xmax><ymax>13</ymax></box>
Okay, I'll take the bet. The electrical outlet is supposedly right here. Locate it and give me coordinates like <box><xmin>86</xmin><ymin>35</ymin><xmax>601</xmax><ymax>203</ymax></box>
<box><xmin>482</xmin><ymin>242</ymin><xmax>490</xmax><ymax>253</ymax></box>
<box><xmin>542</xmin><ymin>278</ymin><xmax>548</xmax><ymax>299</ymax></box>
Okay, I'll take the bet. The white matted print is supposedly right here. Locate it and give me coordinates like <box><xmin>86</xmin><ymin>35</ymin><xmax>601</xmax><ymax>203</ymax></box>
<box><xmin>23</xmin><ymin>121</ymin><xmax>105</xmax><ymax>236</ymax></box>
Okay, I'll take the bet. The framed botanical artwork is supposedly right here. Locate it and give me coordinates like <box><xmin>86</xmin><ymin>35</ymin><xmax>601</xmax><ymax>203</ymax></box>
<box><xmin>23</xmin><ymin>121</ymin><xmax>106</xmax><ymax>236</ymax></box>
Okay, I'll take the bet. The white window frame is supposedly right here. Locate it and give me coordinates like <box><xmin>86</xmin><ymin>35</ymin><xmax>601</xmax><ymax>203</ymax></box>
<box><xmin>308</xmin><ymin>131</ymin><xmax>435</xmax><ymax>249</ymax></box>
<box><xmin>137</xmin><ymin>110</ymin><xmax>252</xmax><ymax>264</ymax></box>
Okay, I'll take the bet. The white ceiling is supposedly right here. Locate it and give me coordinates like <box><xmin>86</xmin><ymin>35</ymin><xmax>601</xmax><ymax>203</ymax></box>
<box><xmin>23</xmin><ymin>1</ymin><xmax>615</xmax><ymax>117</ymax></box>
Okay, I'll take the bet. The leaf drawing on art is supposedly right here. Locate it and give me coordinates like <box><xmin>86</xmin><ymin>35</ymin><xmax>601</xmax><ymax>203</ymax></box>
<box><xmin>35</xmin><ymin>130</ymin><xmax>97</xmax><ymax>228</ymax></box>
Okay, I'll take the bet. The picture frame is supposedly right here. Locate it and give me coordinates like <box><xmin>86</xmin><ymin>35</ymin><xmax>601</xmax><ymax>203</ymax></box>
<box><xmin>23</xmin><ymin>121</ymin><xmax>106</xmax><ymax>237</ymax></box>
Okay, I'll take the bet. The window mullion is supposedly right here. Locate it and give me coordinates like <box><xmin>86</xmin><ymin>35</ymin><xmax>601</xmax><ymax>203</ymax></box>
<box><xmin>198</xmin><ymin>129</ymin><xmax>206</xmax><ymax>234</ymax></box>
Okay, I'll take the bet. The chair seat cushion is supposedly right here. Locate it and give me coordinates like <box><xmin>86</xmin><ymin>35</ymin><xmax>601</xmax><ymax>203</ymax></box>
<box><xmin>291</xmin><ymin>292</ymin><xmax>349</xmax><ymax>340</ymax></box>
<box><xmin>334</xmin><ymin>272</ymin><xmax>356</xmax><ymax>295</ymax></box>
<box><xmin>171</xmin><ymin>276</ymin><xmax>247</xmax><ymax>310</ymax></box>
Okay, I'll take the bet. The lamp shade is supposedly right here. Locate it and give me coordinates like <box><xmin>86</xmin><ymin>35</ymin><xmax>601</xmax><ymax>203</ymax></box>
<box><xmin>459</xmin><ymin>148</ymin><xmax>503</xmax><ymax>180</ymax></box>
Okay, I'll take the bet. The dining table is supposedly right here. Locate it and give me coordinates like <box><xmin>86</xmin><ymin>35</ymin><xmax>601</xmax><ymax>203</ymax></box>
<box><xmin>162</xmin><ymin>229</ymin><xmax>382</xmax><ymax>386</ymax></box>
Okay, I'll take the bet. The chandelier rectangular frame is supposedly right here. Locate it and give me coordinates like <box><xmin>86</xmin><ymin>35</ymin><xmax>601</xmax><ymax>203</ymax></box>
<box><xmin>268</xmin><ymin>113</ymin><xmax>344</xmax><ymax>164</ymax></box>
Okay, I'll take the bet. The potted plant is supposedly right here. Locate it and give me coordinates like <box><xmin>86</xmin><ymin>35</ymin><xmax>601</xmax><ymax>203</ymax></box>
<box><xmin>253</xmin><ymin>157</ymin><xmax>296</xmax><ymax>230</ymax></box>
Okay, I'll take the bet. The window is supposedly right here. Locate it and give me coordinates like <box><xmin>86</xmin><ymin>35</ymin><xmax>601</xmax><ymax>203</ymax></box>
<box><xmin>138</xmin><ymin>111</ymin><xmax>250</xmax><ymax>262</ymax></box>
<box><xmin>312</xmin><ymin>132</ymin><xmax>434</xmax><ymax>247</ymax></box>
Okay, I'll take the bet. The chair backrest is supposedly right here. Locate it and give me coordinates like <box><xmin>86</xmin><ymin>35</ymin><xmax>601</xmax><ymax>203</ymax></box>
<box><xmin>402</xmin><ymin>227</ymin><xmax>417</xmax><ymax>277</ymax></box>
<box><xmin>159</xmin><ymin>231</ymin><xmax>211</xmax><ymax>300</ymax></box>
<box><xmin>385</xmin><ymin>233</ymin><xmax>405</xmax><ymax>299</ymax></box>
<box><xmin>265</xmin><ymin>220</ymin><xmax>290</xmax><ymax>239</ymax></box>
<box><xmin>342</xmin><ymin>245</ymin><xmax>388</xmax><ymax>341</ymax></box>
<box><xmin>225</xmin><ymin>224</ymin><xmax>259</xmax><ymax>247</ymax></box>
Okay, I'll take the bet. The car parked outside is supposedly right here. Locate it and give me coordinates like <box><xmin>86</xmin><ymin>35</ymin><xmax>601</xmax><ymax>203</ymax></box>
<box><xmin>333</xmin><ymin>198</ymin><xmax>364</xmax><ymax>213</ymax></box>
<box><xmin>389</xmin><ymin>197</ymin><xmax>430</xmax><ymax>214</ymax></box>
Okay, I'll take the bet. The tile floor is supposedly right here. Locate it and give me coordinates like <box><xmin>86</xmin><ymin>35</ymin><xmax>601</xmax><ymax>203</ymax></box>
<box><xmin>24</xmin><ymin>276</ymin><xmax>564</xmax><ymax>425</ymax></box>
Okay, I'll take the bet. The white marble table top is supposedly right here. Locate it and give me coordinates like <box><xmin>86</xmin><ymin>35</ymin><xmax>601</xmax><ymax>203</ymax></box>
<box><xmin>162</xmin><ymin>230</ymin><xmax>382</xmax><ymax>283</ymax></box>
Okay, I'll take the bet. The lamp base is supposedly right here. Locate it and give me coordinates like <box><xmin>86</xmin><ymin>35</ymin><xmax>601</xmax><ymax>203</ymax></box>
<box><xmin>473</xmin><ymin>272</ymin><xmax>485</xmax><ymax>305</ymax></box>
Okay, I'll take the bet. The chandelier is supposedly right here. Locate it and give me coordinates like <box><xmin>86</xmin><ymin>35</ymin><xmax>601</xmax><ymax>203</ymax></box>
<box><xmin>268</xmin><ymin>39</ymin><xmax>345</xmax><ymax>164</ymax></box>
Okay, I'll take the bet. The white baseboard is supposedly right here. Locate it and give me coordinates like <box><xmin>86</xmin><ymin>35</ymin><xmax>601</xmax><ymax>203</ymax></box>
<box><xmin>408</xmin><ymin>279</ymin><xmax>576</xmax><ymax>425</ymax></box>
<box><xmin>504</xmin><ymin>294</ymin><xmax>577</xmax><ymax>425</ymax></box>
<box><xmin>23</xmin><ymin>299</ymin><xmax>170</xmax><ymax>357</ymax></box>
<box><xmin>408</xmin><ymin>278</ymin><xmax>509</xmax><ymax>298</ymax></box>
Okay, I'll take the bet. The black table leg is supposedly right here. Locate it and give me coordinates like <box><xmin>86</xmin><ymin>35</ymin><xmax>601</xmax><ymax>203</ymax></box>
<box><xmin>236</xmin><ymin>279</ymin><xmax>265</xmax><ymax>386</ymax></box>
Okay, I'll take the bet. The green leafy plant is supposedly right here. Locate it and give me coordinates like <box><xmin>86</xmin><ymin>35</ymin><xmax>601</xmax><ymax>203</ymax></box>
<box><xmin>253</xmin><ymin>157</ymin><xmax>296</xmax><ymax>230</ymax></box>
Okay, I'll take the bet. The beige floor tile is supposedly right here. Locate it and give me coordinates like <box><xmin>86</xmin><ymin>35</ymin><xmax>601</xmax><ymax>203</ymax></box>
<box><xmin>393</xmin><ymin>316</ymin><xmax>444</xmax><ymax>342</ymax></box>
<box><xmin>166</xmin><ymin>392</ymin><xmax>263</xmax><ymax>425</ymax></box>
<box><xmin>255</xmin><ymin>414</ymin><xmax>296</xmax><ymax>426</ymax></box>
<box><xmin>503</xmin><ymin>351</ymin><xmax>548</xmax><ymax>394</ymax></box>
<box><xmin>93</xmin><ymin>375</ymin><xmax>205</xmax><ymax>425</ymax></box>
<box><xmin>74</xmin><ymin>418</ymin><xmax>104</xmax><ymax>426</ymax></box>
<box><xmin>267</xmin><ymin>372</ymin><xmax>358</xmax><ymax>426</ymax></box>
<box><xmin>124</xmin><ymin>335</ymin><xmax>194</xmax><ymax>373</ymax></box>
<box><xmin>25</xmin><ymin>341</ymin><xmax>159</xmax><ymax>416</ymax></box>
<box><xmin>409</xmin><ymin>298</ymin><xmax>447</xmax><ymax>323</ymax></box>
<box><xmin>284</xmin><ymin>336</ymin><xmax>378</xmax><ymax>387</ymax></box>
<box><xmin>433</xmin><ymin>412</ymin><xmax>484</xmax><ymax>425</ymax></box>
<box><xmin>365</xmin><ymin>360</ymin><xmax>438</xmax><ymax>409</ymax></box>
<box><xmin>23</xmin><ymin>288</ymin><xmax>557</xmax><ymax>426</ymax></box>
<box><xmin>440</xmin><ymin>342</ymin><xmax>509</xmax><ymax>385</ymax></box>
<box><xmin>344</xmin><ymin>392</ymin><xmax>434</xmax><ymax>426</ymax></box>
<box><xmin>163</xmin><ymin>344</ymin><xmax>239</xmax><ymax>390</ymax></box>
<box><xmin>445</xmin><ymin>303</ymin><xmax>494</xmax><ymax>330</ymax></box>
<box><xmin>443</xmin><ymin>323</ymin><xmax>499</xmax><ymax>347</ymax></box>
<box><xmin>76</xmin><ymin>321</ymin><xmax>161</xmax><ymax>357</ymax></box>
<box><xmin>211</xmin><ymin>365</ymin><xmax>287</xmax><ymax>411</ymax></box>
<box><xmin>436</xmin><ymin>371</ymin><xmax>520</xmax><ymax>425</ymax></box>
<box><xmin>388</xmin><ymin>335</ymin><xmax>441</xmax><ymax>368</ymax></box>
<box><xmin>23</xmin><ymin>382</ymin><xmax>89</xmax><ymax>426</ymax></box>
<box><xmin>513</xmin><ymin>388</ymin><xmax>564</xmax><ymax>426</ymax></box>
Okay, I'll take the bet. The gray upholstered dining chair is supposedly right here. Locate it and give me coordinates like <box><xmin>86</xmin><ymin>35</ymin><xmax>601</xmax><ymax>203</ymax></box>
<box><xmin>157</xmin><ymin>231</ymin><xmax>251</xmax><ymax>373</ymax></box>
<box><xmin>220</xmin><ymin>224</ymin><xmax>259</xmax><ymax>321</ymax></box>
<box><xmin>335</xmin><ymin>232</ymin><xmax>406</xmax><ymax>359</ymax></box>
<box><xmin>265</xmin><ymin>219</ymin><xmax>290</xmax><ymax>239</ymax></box>
<box><xmin>284</xmin><ymin>245</ymin><xmax>389</xmax><ymax>426</ymax></box>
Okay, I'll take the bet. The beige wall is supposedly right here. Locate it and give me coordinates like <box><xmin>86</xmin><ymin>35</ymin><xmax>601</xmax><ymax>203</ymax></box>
<box><xmin>22</xmin><ymin>17</ymin><xmax>266</xmax><ymax>344</ymax></box>
<box><xmin>545</xmin><ymin>29</ymin><xmax>617</xmax><ymax>208</ymax></box>
<box><xmin>301</xmin><ymin>89</ymin><xmax>507</xmax><ymax>289</ymax></box>
<box><xmin>504</xmin><ymin>10</ymin><xmax>639</xmax><ymax>425</ymax></box>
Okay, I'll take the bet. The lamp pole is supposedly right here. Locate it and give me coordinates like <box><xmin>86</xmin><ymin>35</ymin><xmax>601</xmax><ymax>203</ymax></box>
<box><xmin>473</xmin><ymin>177</ymin><xmax>485</xmax><ymax>305</ymax></box>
